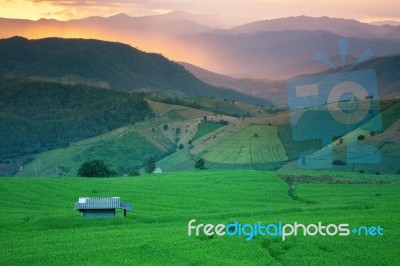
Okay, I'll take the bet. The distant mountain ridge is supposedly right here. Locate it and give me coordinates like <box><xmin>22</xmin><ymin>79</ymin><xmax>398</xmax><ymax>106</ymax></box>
<box><xmin>223</xmin><ymin>16</ymin><xmax>400</xmax><ymax>40</ymax></box>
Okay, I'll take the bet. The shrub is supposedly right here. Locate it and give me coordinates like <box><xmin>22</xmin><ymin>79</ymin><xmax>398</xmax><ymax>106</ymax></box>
<box><xmin>144</xmin><ymin>156</ymin><xmax>156</xmax><ymax>174</ymax></box>
<box><xmin>163</xmin><ymin>124</ymin><xmax>168</xmax><ymax>131</ymax></box>
<box><xmin>357</xmin><ymin>135</ymin><xmax>365</xmax><ymax>141</ymax></box>
<box><xmin>195</xmin><ymin>158</ymin><xmax>206</xmax><ymax>170</ymax></box>
<box><xmin>178</xmin><ymin>144</ymin><xmax>185</xmax><ymax>150</ymax></box>
<box><xmin>77</xmin><ymin>159</ymin><xmax>116</xmax><ymax>177</ymax></box>
<box><xmin>129</xmin><ymin>170</ymin><xmax>141</xmax><ymax>177</ymax></box>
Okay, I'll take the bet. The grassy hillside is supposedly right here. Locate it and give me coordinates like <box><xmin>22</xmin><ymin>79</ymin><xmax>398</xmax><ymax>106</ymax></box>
<box><xmin>16</xmin><ymin>126</ymin><xmax>169</xmax><ymax>177</ymax></box>
<box><xmin>1</xmin><ymin>170</ymin><xmax>399</xmax><ymax>265</ymax></box>
<box><xmin>17</xmin><ymin>100</ymin><xmax>239</xmax><ymax>176</ymax></box>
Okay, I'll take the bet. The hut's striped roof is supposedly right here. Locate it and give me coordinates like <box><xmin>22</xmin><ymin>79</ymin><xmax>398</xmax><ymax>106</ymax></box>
<box><xmin>74</xmin><ymin>197</ymin><xmax>132</xmax><ymax>211</ymax></box>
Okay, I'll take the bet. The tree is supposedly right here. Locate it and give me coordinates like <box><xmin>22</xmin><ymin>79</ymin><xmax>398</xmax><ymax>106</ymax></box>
<box><xmin>144</xmin><ymin>156</ymin><xmax>156</xmax><ymax>174</ymax></box>
<box><xmin>163</xmin><ymin>124</ymin><xmax>169</xmax><ymax>131</ymax></box>
<box><xmin>195</xmin><ymin>158</ymin><xmax>205</xmax><ymax>170</ymax></box>
<box><xmin>77</xmin><ymin>159</ymin><xmax>116</xmax><ymax>177</ymax></box>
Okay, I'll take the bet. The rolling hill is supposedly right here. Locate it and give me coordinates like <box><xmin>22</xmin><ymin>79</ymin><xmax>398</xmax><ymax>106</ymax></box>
<box><xmin>0</xmin><ymin>37</ymin><xmax>269</xmax><ymax>105</ymax></box>
<box><xmin>181</xmin><ymin>55</ymin><xmax>400</xmax><ymax>105</ymax></box>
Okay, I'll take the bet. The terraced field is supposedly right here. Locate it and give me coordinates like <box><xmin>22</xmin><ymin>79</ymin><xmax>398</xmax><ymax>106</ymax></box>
<box><xmin>203</xmin><ymin>125</ymin><xmax>288</xmax><ymax>164</ymax></box>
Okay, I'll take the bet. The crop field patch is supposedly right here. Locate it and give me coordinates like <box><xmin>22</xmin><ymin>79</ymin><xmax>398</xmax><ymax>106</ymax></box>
<box><xmin>203</xmin><ymin>125</ymin><xmax>288</xmax><ymax>164</ymax></box>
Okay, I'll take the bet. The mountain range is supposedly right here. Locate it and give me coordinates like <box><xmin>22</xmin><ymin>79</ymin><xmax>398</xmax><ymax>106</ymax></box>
<box><xmin>1</xmin><ymin>12</ymin><xmax>400</xmax><ymax>79</ymax></box>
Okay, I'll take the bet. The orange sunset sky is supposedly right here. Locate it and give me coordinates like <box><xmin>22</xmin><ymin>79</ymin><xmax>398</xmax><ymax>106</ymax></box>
<box><xmin>0</xmin><ymin>0</ymin><xmax>399</xmax><ymax>22</ymax></box>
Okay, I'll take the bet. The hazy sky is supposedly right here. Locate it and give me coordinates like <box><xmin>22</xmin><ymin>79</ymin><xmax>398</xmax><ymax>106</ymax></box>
<box><xmin>1</xmin><ymin>0</ymin><xmax>399</xmax><ymax>22</ymax></box>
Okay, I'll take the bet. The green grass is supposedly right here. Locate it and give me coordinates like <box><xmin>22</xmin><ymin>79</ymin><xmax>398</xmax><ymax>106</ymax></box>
<box><xmin>203</xmin><ymin>125</ymin><xmax>288</xmax><ymax>164</ymax></box>
<box><xmin>0</xmin><ymin>170</ymin><xmax>399</xmax><ymax>265</ymax></box>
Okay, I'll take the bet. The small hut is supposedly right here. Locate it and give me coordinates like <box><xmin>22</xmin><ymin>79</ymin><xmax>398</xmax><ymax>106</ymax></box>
<box><xmin>74</xmin><ymin>197</ymin><xmax>132</xmax><ymax>218</ymax></box>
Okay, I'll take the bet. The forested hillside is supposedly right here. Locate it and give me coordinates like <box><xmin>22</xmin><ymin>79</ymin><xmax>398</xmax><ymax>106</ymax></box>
<box><xmin>0</xmin><ymin>77</ymin><xmax>152</xmax><ymax>160</ymax></box>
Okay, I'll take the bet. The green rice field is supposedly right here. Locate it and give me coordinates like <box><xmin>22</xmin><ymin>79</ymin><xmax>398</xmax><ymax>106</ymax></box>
<box><xmin>1</xmin><ymin>170</ymin><xmax>399</xmax><ymax>265</ymax></box>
